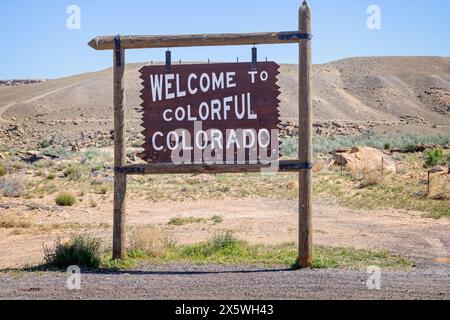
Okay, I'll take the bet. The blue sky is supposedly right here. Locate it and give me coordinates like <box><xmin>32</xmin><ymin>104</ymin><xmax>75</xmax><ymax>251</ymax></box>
<box><xmin>0</xmin><ymin>0</ymin><xmax>449</xmax><ymax>79</ymax></box>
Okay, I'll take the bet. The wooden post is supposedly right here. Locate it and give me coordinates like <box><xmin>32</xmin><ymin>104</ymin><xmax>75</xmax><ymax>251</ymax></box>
<box><xmin>113</xmin><ymin>36</ymin><xmax>127</xmax><ymax>260</ymax></box>
<box><xmin>298</xmin><ymin>1</ymin><xmax>313</xmax><ymax>268</ymax></box>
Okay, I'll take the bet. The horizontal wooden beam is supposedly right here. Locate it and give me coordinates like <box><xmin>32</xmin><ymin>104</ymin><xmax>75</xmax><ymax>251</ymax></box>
<box><xmin>88</xmin><ymin>31</ymin><xmax>310</xmax><ymax>50</ymax></box>
<box><xmin>116</xmin><ymin>160</ymin><xmax>311</xmax><ymax>175</ymax></box>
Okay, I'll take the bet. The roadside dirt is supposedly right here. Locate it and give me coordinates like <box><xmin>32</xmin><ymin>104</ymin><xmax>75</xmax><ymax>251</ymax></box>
<box><xmin>1</xmin><ymin>199</ymin><xmax>449</xmax><ymax>270</ymax></box>
<box><xmin>0</xmin><ymin>264</ymin><xmax>449</xmax><ymax>300</ymax></box>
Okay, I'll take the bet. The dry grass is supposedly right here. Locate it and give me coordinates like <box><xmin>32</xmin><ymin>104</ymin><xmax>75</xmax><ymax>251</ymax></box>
<box><xmin>0</xmin><ymin>215</ymin><xmax>33</xmax><ymax>229</ymax></box>
<box><xmin>428</xmin><ymin>173</ymin><xmax>449</xmax><ymax>201</ymax></box>
<box><xmin>360</xmin><ymin>166</ymin><xmax>384</xmax><ymax>187</ymax></box>
<box><xmin>0</xmin><ymin>176</ymin><xmax>27</xmax><ymax>197</ymax></box>
<box><xmin>314</xmin><ymin>160</ymin><xmax>450</xmax><ymax>219</ymax></box>
<box><xmin>128</xmin><ymin>226</ymin><xmax>171</xmax><ymax>257</ymax></box>
<box><xmin>168</xmin><ymin>216</ymin><xmax>207</xmax><ymax>226</ymax></box>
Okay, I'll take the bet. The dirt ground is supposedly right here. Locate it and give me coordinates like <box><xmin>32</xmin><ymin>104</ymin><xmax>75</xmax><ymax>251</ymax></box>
<box><xmin>1</xmin><ymin>199</ymin><xmax>449</xmax><ymax>270</ymax></box>
<box><xmin>1</xmin><ymin>194</ymin><xmax>450</xmax><ymax>300</ymax></box>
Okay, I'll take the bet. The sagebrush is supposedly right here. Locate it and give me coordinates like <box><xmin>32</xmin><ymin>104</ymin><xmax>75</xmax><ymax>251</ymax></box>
<box><xmin>43</xmin><ymin>234</ymin><xmax>103</xmax><ymax>269</ymax></box>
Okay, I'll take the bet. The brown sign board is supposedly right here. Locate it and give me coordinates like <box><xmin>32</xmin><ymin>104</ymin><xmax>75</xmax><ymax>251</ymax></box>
<box><xmin>139</xmin><ymin>62</ymin><xmax>281</xmax><ymax>164</ymax></box>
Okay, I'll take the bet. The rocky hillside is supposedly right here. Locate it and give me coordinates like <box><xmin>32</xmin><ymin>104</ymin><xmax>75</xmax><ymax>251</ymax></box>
<box><xmin>0</xmin><ymin>57</ymin><xmax>449</xmax><ymax>149</ymax></box>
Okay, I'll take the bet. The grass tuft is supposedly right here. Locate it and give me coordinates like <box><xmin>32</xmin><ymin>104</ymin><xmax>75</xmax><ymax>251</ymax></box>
<box><xmin>168</xmin><ymin>216</ymin><xmax>225</xmax><ymax>226</ymax></box>
<box><xmin>43</xmin><ymin>234</ymin><xmax>103</xmax><ymax>269</ymax></box>
<box><xmin>63</xmin><ymin>164</ymin><xmax>87</xmax><ymax>181</ymax></box>
<box><xmin>168</xmin><ymin>216</ymin><xmax>207</xmax><ymax>226</ymax></box>
<box><xmin>55</xmin><ymin>192</ymin><xmax>77</xmax><ymax>207</ymax></box>
<box><xmin>211</xmin><ymin>215</ymin><xmax>224</xmax><ymax>224</ymax></box>
<box><xmin>424</xmin><ymin>149</ymin><xmax>445</xmax><ymax>168</ymax></box>
<box><xmin>0</xmin><ymin>216</ymin><xmax>33</xmax><ymax>229</ymax></box>
<box><xmin>128</xmin><ymin>226</ymin><xmax>170</xmax><ymax>258</ymax></box>
<box><xmin>0</xmin><ymin>164</ymin><xmax>7</xmax><ymax>177</ymax></box>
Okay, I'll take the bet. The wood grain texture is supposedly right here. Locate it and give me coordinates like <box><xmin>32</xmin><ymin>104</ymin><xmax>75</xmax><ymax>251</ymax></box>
<box><xmin>298</xmin><ymin>1</ymin><xmax>313</xmax><ymax>269</ymax></box>
<box><xmin>118</xmin><ymin>160</ymin><xmax>305</xmax><ymax>174</ymax></box>
<box><xmin>88</xmin><ymin>31</ymin><xmax>308</xmax><ymax>50</ymax></box>
<box><xmin>113</xmin><ymin>45</ymin><xmax>127</xmax><ymax>260</ymax></box>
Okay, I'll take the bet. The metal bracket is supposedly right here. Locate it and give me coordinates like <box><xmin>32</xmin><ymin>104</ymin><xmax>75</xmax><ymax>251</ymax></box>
<box><xmin>251</xmin><ymin>47</ymin><xmax>257</xmax><ymax>70</ymax></box>
<box><xmin>278</xmin><ymin>32</ymin><xmax>312</xmax><ymax>41</ymax></box>
<box><xmin>114</xmin><ymin>35</ymin><xmax>122</xmax><ymax>67</ymax></box>
<box><xmin>165</xmin><ymin>49</ymin><xmax>172</xmax><ymax>72</ymax></box>
<box><xmin>115</xmin><ymin>166</ymin><xmax>145</xmax><ymax>174</ymax></box>
<box><xmin>281</xmin><ymin>162</ymin><xmax>314</xmax><ymax>171</ymax></box>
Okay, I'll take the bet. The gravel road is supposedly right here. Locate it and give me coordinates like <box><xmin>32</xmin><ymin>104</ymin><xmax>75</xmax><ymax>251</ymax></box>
<box><xmin>1</xmin><ymin>264</ymin><xmax>449</xmax><ymax>300</ymax></box>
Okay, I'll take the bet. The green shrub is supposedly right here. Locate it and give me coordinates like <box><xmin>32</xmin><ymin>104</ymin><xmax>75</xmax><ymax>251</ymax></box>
<box><xmin>181</xmin><ymin>231</ymin><xmax>240</xmax><ymax>258</ymax></box>
<box><xmin>280</xmin><ymin>138</ymin><xmax>298</xmax><ymax>158</ymax></box>
<box><xmin>38</xmin><ymin>138</ymin><xmax>55</xmax><ymax>149</ymax></box>
<box><xmin>168</xmin><ymin>216</ymin><xmax>206</xmax><ymax>226</ymax></box>
<box><xmin>90</xmin><ymin>163</ymin><xmax>104</xmax><ymax>172</ymax></box>
<box><xmin>35</xmin><ymin>160</ymin><xmax>55</xmax><ymax>168</ymax></box>
<box><xmin>63</xmin><ymin>164</ymin><xmax>86</xmax><ymax>181</ymax></box>
<box><xmin>55</xmin><ymin>192</ymin><xmax>77</xmax><ymax>206</ymax></box>
<box><xmin>211</xmin><ymin>231</ymin><xmax>239</xmax><ymax>250</ymax></box>
<box><xmin>82</xmin><ymin>149</ymin><xmax>112</xmax><ymax>164</ymax></box>
<box><xmin>0</xmin><ymin>164</ymin><xmax>7</xmax><ymax>177</ymax></box>
<box><xmin>45</xmin><ymin>147</ymin><xmax>74</xmax><ymax>159</ymax></box>
<box><xmin>211</xmin><ymin>215</ymin><xmax>223</xmax><ymax>224</ymax></box>
<box><xmin>36</xmin><ymin>170</ymin><xmax>45</xmax><ymax>177</ymax></box>
<box><xmin>46</xmin><ymin>172</ymin><xmax>56</xmax><ymax>180</ymax></box>
<box><xmin>43</xmin><ymin>234</ymin><xmax>102</xmax><ymax>269</ymax></box>
<box><xmin>82</xmin><ymin>149</ymin><xmax>102</xmax><ymax>163</ymax></box>
<box><xmin>425</xmin><ymin>149</ymin><xmax>444</xmax><ymax>168</ymax></box>
<box><xmin>12</xmin><ymin>161</ymin><xmax>27</xmax><ymax>170</ymax></box>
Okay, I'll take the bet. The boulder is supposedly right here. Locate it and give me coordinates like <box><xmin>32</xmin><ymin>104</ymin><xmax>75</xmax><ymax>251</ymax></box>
<box><xmin>333</xmin><ymin>147</ymin><xmax>396</xmax><ymax>176</ymax></box>
<box><xmin>429</xmin><ymin>166</ymin><xmax>447</xmax><ymax>174</ymax></box>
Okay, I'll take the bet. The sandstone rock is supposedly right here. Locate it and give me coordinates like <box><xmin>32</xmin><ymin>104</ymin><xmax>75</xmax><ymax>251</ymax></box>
<box><xmin>429</xmin><ymin>166</ymin><xmax>446</xmax><ymax>174</ymax></box>
<box><xmin>333</xmin><ymin>147</ymin><xmax>396</xmax><ymax>176</ymax></box>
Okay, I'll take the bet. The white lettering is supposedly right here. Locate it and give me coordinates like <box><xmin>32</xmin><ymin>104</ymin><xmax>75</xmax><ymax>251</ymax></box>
<box><xmin>165</xmin><ymin>74</ymin><xmax>175</xmax><ymax>100</ymax></box>
<box><xmin>150</xmin><ymin>75</ymin><xmax>164</xmax><ymax>102</ymax></box>
<box><xmin>188</xmin><ymin>73</ymin><xmax>198</xmax><ymax>95</ymax></box>
<box><xmin>163</xmin><ymin>109</ymin><xmax>173</xmax><ymax>122</ymax></box>
<box><xmin>152</xmin><ymin>132</ymin><xmax>164</xmax><ymax>151</ymax></box>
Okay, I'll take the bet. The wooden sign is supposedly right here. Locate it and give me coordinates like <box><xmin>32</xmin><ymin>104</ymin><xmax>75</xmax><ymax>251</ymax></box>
<box><xmin>139</xmin><ymin>62</ymin><xmax>281</xmax><ymax>164</ymax></box>
<box><xmin>88</xmin><ymin>1</ymin><xmax>313</xmax><ymax>267</ymax></box>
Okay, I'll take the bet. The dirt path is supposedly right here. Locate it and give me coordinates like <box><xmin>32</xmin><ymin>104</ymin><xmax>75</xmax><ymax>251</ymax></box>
<box><xmin>0</xmin><ymin>264</ymin><xmax>449</xmax><ymax>300</ymax></box>
<box><xmin>1</xmin><ymin>199</ymin><xmax>449</xmax><ymax>269</ymax></box>
<box><xmin>0</xmin><ymin>68</ymin><xmax>139</xmax><ymax>125</ymax></box>
<box><xmin>0</xmin><ymin>82</ymin><xmax>82</xmax><ymax>124</ymax></box>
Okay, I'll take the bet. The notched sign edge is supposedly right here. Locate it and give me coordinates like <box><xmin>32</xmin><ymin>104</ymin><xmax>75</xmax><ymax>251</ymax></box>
<box><xmin>138</xmin><ymin>62</ymin><xmax>282</xmax><ymax>164</ymax></box>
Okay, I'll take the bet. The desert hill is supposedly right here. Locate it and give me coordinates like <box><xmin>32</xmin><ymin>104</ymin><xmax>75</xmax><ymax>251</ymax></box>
<box><xmin>0</xmin><ymin>56</ymin><xmax>449</xmax><ymax>149</ymax></box>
